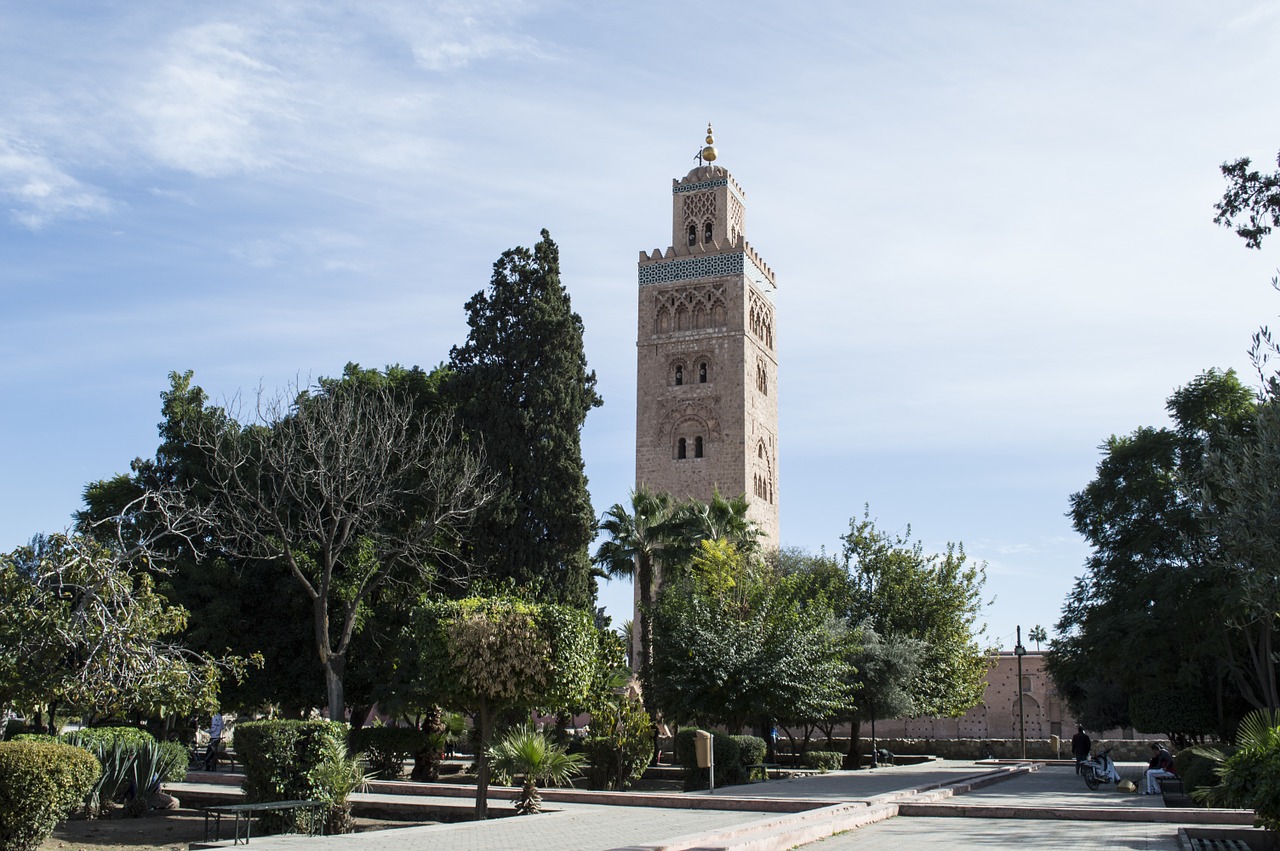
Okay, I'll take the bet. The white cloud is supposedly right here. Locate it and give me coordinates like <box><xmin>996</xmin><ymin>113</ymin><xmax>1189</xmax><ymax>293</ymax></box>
<box><xmin>0</xmin><ymin>137</ymin><xmax>114</xmax><ymax>229</ymax></box>
<box><xmin>368</xmin><ymin>0</ymin><xmax>549</xmax><ymax>71</ymax></box>
<box><xmin>412</xmin><ymin>31</ymin><xmax>543</xmax><ymax>71</ymax></box>
<box><xmin>229</xmin><ymin>228</ymin><xmax>370</xmax><ymax>273</ymax></box>
<box><xmin>136</xmin><ymin>22</ymin><xmax>293</xmax><ymax>178</ymax></box>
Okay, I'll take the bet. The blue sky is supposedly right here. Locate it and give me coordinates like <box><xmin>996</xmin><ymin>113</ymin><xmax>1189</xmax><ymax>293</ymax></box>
<box><xmin>3</xmin><ymin>1</ymin><xmax>1280</xmax><ymax>651</ymax></box>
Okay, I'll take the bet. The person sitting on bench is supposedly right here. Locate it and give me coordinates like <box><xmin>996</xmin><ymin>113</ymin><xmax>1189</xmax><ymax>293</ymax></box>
<box><xmin>1143</xmin><ymin>742</ymin><xmax>1176</xmax><ymax>794</ymax></box>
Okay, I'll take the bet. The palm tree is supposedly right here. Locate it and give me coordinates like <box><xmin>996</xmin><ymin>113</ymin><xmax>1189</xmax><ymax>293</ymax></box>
<box><xmin>1028</xmin><ymin>625</ymin><xmax>1048</xmax><ymax>651</ymax></box>
<box><xmin>488</xmin><ymin>726</ymin><xmax>585</xmax><ymax>815</ymax></box>
<box><xmin>677</xmin><ymin>489</ymin><xmax>761</xmax><ymax>555</ymax></box>
<box><xmin>594</xmin><ymin>486</ymin><xmax>680</xmax><ymax>686</ymax></box>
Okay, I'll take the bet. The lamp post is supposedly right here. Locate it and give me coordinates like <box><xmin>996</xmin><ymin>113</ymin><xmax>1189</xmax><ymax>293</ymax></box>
<box><xmin>1015</xmin><ymin>625</ymin><xmax>1027</xmax><ymax>760</ymax></box>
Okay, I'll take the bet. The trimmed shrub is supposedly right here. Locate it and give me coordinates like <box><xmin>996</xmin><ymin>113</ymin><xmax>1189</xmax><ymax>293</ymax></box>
<box><xmin>732</xmin><ymin>735</ymin><xmax>768</xmax><ymax>782</ymax></box>
<box><xmin>237</xmin><ymin>720</ymin><xmax>359</xmax><ymax>834</ymax></box>
<box><xmin>65</xmin><ymin>727</ymin><xmax>152</xmax><ymax>750</ymax></box>
<box><xmin>10</xmin><ymin>734</ymin><xmax>57</xmax><ymax>744</ymax></box>
<box><xmin>582</xmin><ymin>694</ymin><xmax>652</xmax><ymax>791</ymax></box>
<box><xmin>803</xmin><ymin>750</ymin><xmax>843</xmax><ymax>772</ymax></box>
<box><xmin>156</xmin><ymin>740</ymin><xmax>189</xmax><ymax>782</ymax></box>
<box><xmin>348</xmin><ymin>726</ymin><xmax>425</xmax><ymax>780</ymax></box>
<box><xmin>1176</xmin><ymin>747</ymin><xmax>1232</xmax><ymax>802</ymax></box>
<box><xmin>581</xmin><ymin>731</ymin><xmax>650</xmax><ymax>791</ymax></box>
<box><xmin>0</xmin><ymin>741</ymin><xmax>101</xmax><ymax>851</ymax></box>
<box><xmin>674</xmin><ymin>728</ymin><xmax>741</xmax><ymax>791</ymax></box>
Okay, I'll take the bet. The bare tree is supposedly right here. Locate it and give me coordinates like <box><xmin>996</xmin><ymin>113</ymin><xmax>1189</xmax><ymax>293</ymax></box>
<box><xmin>172</xmin><ymin>381</ymin><xmax>494</xmax><ymax>722</ymax></box>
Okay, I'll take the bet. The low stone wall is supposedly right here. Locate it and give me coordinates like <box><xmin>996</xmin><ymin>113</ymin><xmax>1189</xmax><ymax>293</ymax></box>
<box><xmin>776</xmin><ymin>737</ymin><xmax>1161</xmax><ymax>762</ymax></box>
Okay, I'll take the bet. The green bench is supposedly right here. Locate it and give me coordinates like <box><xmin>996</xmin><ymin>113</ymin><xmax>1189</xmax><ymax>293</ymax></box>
<box><xmin>202</xmin><ymin>799</ymin><xmax>325</xmax><ymax>845</ymax></box>
<box><xmin>745</xmin><ymin>762</ymin><xmax>781</xmax><ymax>781</ymax></box>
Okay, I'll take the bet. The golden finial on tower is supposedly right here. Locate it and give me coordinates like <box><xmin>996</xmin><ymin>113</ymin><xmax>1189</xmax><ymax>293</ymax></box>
<box><xmin>701</xmin><ymin>122</ymin><xmax>718</xmax><ymax>163</ymax></box>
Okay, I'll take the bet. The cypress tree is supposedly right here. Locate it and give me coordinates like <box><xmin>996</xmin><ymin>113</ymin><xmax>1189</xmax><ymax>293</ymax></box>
<box><xmin>448</xmin><ymin>230</ymin><xmax>602</xmax><ymax>607</ymax></box>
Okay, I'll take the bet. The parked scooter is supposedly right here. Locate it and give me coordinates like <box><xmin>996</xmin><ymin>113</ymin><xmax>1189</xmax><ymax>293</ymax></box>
<box><xmin>1080</xmin><ymin>746</ymin><xmax>1121</xmax><ymax>790</ymax></box>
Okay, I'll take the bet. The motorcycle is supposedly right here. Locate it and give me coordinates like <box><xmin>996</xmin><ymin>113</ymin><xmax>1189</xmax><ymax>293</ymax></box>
<box><xmin>1080</xmin><ymin>746</ymin><xmax>1121</xmax><ymax>790</ymax></box>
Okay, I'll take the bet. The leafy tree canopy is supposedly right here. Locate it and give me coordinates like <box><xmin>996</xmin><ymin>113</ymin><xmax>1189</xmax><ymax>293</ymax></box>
<box><xmin>1048</xmin><ymin>368</ymin><xmax>1257</xmax><ymax>735</ymax></box>
<box><xmin>0</xmin><ymin>534</ymin><xmax>246</xmax><ymax>719</ymax></box>
<box><xmin>1215</xmin><ymin>150</ymin><xmax>1280</xmax><ymax>250</ymax></box>
<box><xmin>646</xmin><ymin>540</ymin><xmax>852</xmax><ymax>733</ymax></box>
<box><xmin>840</xmin><ymin>509</ymin><xmax>990</xmax><ymax>718</ymax></box>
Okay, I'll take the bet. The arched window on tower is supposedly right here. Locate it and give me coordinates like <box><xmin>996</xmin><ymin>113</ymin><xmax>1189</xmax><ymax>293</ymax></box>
<box><xmin>699</xmin><ymin>362</ymin><xmax>707</xmax><ymax>383</ymax></box>
<box><xmin>704</xmin><ymin>221</ymin><xmax>713</xmax><ymax>244</ymax></box>
<box><xmin>687</xmin><ymin>224</ymin><xmax>696</xmax><ymax>246</ymax></box>
<box><xmin>677</xmin><ymin>438</ymin><xmax>687</xmax><ymax>460</ymax></box>
<box><xmin>674</xmin><ymin>365</ymin><xmax>683</xmax><ymax>386</ymax></box>
<box><xmin>694</xmin><ymin>436</ymin><xmax>703</xmax><ymax>458</ymax></box>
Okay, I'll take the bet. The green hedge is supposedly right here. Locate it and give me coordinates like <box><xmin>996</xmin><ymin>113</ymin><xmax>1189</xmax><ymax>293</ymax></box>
<box><xmin>802</xmin><ymin>750</ymin><xmax>843</xmax><ymax>772</ymax></box>
<box><xmin>0</xmin><ymin>741</ymin><xmax>101</xmax><ymax>851</ymax></box>
<box><xmin>65</xmin><ymin>727</ymin><xmax>152</xmax><ymax>749</ymax></box>
<box><xmin>348</xmin><ymin>726</ymin><xmax>424</xmax><ymax>780</ymax></box>
<box><xmin>237</xmin><ymin>720</ymin><xmax>356</xmax><ymax>834</ymax></box>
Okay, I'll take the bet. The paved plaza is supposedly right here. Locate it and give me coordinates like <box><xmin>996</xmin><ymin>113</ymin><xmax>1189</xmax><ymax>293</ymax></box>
<box><xmin>182</xmin><ymin>762</ymin><xmax>1255</xmax><ymax>850</ymax></box>
<box><xmin>807</xmin><ymin>816</ymin><xmax>1193</xmax><ymax>850</ymax></box>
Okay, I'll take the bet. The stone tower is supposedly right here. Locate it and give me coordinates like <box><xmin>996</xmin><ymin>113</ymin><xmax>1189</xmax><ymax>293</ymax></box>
<box><xmin>635</xmin><ymin>129</ymin><xmax>779</xmax><ymax>543</ymax></box>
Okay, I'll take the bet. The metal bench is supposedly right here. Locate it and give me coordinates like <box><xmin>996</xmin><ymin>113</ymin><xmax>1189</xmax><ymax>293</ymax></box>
<box><xmin>202</xmin><ymin>799</ymin><xmax>325</xmax><ymax>845</ymax></box>
<box><xmin>1158</xmin><ymin>776</ymin><xmax>1194</xmax><ymax>808</ymax></box>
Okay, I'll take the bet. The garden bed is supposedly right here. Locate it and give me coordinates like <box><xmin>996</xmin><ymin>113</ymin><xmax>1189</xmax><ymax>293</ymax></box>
<box><xmin>39</xmin><ymin>809</ymin><xmax>438</xmax><ymax>851</ymax></box>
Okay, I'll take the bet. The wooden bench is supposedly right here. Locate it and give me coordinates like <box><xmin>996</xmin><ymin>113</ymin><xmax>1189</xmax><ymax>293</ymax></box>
<box><xmin>202</xmin><ymin>799</ymin><xmax>325</xmax><ymax>845</ymax></box>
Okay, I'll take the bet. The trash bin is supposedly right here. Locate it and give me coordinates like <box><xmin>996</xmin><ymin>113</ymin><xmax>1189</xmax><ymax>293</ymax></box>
<box><xmin>694</xmin><ymin>730</ymin><xmax>713</xmax><ymax>768</ymax></box>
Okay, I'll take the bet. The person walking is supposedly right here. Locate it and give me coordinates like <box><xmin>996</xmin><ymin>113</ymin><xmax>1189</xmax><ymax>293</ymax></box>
<box><xmin>203</xmin><ymin>711</ymin><xmax>225</xmax><ymax>771</ymax></box>
<box><xmin>1071</xmin><ymin>726</ymin><xmax>1091</xmax><ymax>775</ymax></box>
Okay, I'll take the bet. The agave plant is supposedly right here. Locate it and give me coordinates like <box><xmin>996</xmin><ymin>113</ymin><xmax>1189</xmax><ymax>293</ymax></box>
<box><xmin>123</xmin><ymin>740</ymin><xmax>185</xmax><ymax>816</ymax></box>
<box><xmin>66</xmin><ymin>735</ymin><xmax>135</xmax><ymax>818</ymax></box>
<box><xmin>488</xmin><ymin>726</ymin><xmax>585</xmax><ymax>815</ymax></box>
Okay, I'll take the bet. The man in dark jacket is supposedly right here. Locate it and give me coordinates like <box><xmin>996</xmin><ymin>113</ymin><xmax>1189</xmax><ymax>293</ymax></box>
<box><xmin>1071</xmin><ymin>726</ymin><xmax>1091</xmax><ymax>774</ymax></box>
<box><xmin>1144</xmin><ymin>742</ymin><xmax>1176</xmax><ymax>794</ymax></box>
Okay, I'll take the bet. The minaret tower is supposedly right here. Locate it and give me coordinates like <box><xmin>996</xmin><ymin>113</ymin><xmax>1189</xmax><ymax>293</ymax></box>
<box><xmin>635</xmin><ymin>126</ymin><xmax>779</xmax><ymax>542</ymax></box>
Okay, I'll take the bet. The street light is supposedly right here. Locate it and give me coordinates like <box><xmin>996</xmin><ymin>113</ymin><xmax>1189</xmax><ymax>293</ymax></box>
<box><xmin>1015</xmin><ymin>625</ymin><xmax>1027</xmax><ymax>760</ymax></box>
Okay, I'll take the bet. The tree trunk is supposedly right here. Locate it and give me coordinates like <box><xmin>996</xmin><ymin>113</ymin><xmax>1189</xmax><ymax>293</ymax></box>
<box><xmin>845</xmin><ymin>720</ymin><xmax>862</xmax><ymax>769</ymax></box>
<box><xmin>870</xmin><ymin>714</ymin><xmax>878</xmax><ymax>768</ymax></box>
<box><xmin>637</xmin><ymin>553</ymin><xmax>653</xmax><ymax>704</ymax></box>
<box><xmin>324</xmin><ymin>654</ymin><xmax>345</xmax><ymax>723</ymax></box>
<box><xmin>475</xmin><ymin>697</ymin><xmax>492</xmax><ymax>820</ymax></box>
